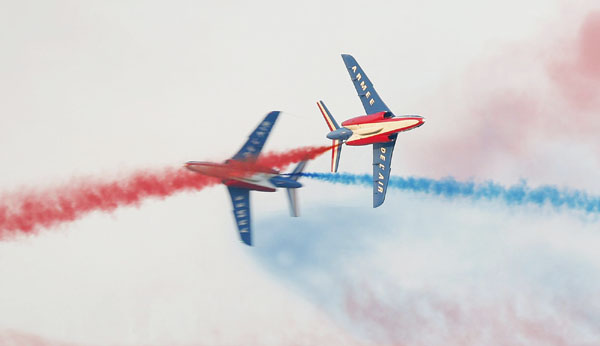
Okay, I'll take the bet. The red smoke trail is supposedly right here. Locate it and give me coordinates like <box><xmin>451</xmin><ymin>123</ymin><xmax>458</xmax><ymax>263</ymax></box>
<box><xmin>202</xmin><ymin>145</ymin><xmax>334</xmax><ymax>177</ymax></box>
<box><xmin>0</xmin><ymin>330</ymin><xmax>81</xmax><ymax>346</ymax></box>
<box><xmin>0</xmin><ymin>168</ymin><xmax>220</xmax><ymax>239</ymax></box>
<box><xmin>419</xmin><ymin>10</ymin><xmax>600</xmax><ymax>180</ymax></box>
<box><xmin>256</xmin><ymin>145</ymin><xmax>334</xmax><ymax>170</ymax></box>
<box><xmin>550</xmin><ymin>10</ymin><xmax>600</xmax><ymax>110</ymax></box>
<box><xmin>0</xmin><ymin>145</ymin><xmax>331</xmax><ymax>239</ymax></box>
<box><xmin>343</xmin><ymin>284</ymin><xmax>580</xmax><ymax>345</ymax></box>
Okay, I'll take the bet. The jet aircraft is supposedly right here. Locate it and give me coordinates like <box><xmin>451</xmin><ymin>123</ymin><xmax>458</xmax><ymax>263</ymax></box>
<box><xmin>317</xmin><ymin>54</ymin><xmax>425</xmax><ymax>207</ymax></box>
<box><xmin>185</xmin><ymin>111</ymin><xmax>307</xmax><ymax>245</ymax></box>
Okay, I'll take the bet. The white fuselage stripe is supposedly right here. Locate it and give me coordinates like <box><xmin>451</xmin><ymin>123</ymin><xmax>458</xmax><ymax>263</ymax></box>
<box><xmin>186</xmin><ymin>165</ymin><xmax>276</xmax><ymax>189</ymax></box>
<box><xmin>231</xmin><ymin>173</ymin><xmax>276</xmax><ymax>189</ymax></box>
<box><xmin>345</xmin><ymin>119</ymin><xmax>420</xmax><ymax>142</ymax></box>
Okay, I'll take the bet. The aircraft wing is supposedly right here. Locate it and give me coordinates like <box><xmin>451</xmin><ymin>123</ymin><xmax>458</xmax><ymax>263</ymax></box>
<box><xmin>372</xmin><ymin>139</ymin><xmax>396</xmax><ymax>208</ymax></box>
<box><xmin>341</xmin><ymin>54</ymin><xmax>391</xmax><ymax>114</ymax></box>
<box><xmin>232</xmin><ymin>111</ymin><xmax>280</xmax><ymax>161</ymax></box>
<box><xmin>227</xmin><ymin>186</ymin><xmax>253</xmax><ymax>245</ymax></box>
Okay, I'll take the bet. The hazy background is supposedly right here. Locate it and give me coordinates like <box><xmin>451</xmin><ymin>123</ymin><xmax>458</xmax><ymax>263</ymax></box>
<box><xmin>1</xmin><ymin>0</ymin><xmax>599</xmax><ymax>345</ymax></box>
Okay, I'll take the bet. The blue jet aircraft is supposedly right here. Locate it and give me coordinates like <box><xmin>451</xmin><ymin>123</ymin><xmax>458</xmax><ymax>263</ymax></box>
<box><xmin>185</xmin><ymin>111</ymin><xmax>307</xmax><ymax>246</ymax></box>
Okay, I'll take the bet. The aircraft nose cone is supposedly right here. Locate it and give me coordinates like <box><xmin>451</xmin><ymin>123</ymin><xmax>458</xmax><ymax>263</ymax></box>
<box><xmin>411</xmin><ymin>116</ymin><xmax>425</xmax><ymax>129</ymax></box>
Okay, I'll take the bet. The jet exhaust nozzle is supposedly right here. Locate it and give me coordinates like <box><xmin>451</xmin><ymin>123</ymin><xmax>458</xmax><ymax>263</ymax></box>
<box><xmin>269</xmin><ymin>176</ymin><xmax>302</xmax><ymax>188</ymax></box>
<box><xmin>327</xmin><ymin>127</ymin><xmax>353</xmax><ymax>140</ymax></box>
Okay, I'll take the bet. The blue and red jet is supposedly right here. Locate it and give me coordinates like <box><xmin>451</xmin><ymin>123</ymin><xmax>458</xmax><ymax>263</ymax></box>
<box><xmin>185</xmin><ymin>54</ymin><xmax>424</xmax><ymax>245</ymax></box>
<box><xmin>317</xmin><ymin>54</ymin><xmax>425</xmax><ymax>207</ymax></box>
<box><xmin>185</xmin><ymin>111</ymin><xmax>307</xmax><ymax>246</ymax></box>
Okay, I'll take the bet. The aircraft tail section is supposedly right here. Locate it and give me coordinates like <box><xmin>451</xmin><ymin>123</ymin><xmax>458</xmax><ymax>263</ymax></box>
<box><xmin>317</xmin><ymin>100</ymin><xmax>340</xmax><ymax>131</ymax></box>
<box><xmin>330</xmin><ymin>140</ymin><xmax>342</xmax><ymax>173</ymax></box>
<box><xmin>317</xmin><ymin>101</ymin><xmax>343</xmax><ymax>173</ymax></box>
<box><xmin>286</xmin><ymin>160</ymin><xmax>308</xmax><ymax>217</ymax></box>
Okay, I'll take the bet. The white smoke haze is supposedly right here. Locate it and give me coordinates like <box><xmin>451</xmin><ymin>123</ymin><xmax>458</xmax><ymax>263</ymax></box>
<box><xmin>255</xmin><ymin>192</ymin><xmax>600</xmax><ymax>345</ymax></box>
<box><xmin>0</xmin><ymin>193</ymin><xmax>364</xmax><ymax>345</ymax></box>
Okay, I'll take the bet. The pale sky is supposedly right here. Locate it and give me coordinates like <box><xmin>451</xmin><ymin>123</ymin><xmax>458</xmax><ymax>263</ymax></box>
<box><xmin>1</xmin><ymin>1</ymin><xmax>600</xmax><ymax>345</ymax></box>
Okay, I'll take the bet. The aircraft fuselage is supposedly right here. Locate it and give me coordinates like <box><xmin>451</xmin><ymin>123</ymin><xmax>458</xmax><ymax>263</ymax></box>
<box><xmin>327</xmin><ymin>111</ymin><xmax>424</xmax><ymax>146</ymax></box>
<box><xmin>184</xmin><ymin>161</ymin><xmax>301</xmax><ymax>192</ymax></box>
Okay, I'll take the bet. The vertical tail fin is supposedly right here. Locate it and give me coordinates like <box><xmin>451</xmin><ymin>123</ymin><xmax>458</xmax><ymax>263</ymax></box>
<box><xmin>286</xmin><ymin>160</ymin><xmax>308</xmax><ymax>217</ymax></box>
<box><xmin>317</xmin><ymin>100</ymin><xmax>340</xmax><ymax>131</ymax></box>
<box><xmin>317</xmin><ymin>101</ymin><xmax>343</xmax><ymax>173</ymax></box>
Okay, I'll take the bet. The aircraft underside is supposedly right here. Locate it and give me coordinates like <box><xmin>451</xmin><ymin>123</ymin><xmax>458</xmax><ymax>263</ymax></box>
<box><xmin>345</xmin><ymin>118</ymin><xmax>423</xmax><ymax>145</ymax></box>
<box><xmin>224</xmin><ymin>174</ymin><xmax>277</xmax><ymax>192</ymax></box>
<box><xmin>185</xmin><ymin>111</ymin><xmax>308</xmax><ymax>245</ymax></box>
<box><xmin>317</xmin><ymin>54</ymin><xmax>425</xmax><ymax>207</ymax></box>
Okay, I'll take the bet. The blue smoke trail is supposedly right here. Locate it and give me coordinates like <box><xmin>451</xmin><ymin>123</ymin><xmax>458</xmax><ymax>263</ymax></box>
<box><xmin>301</xmin><ymin>172</ymin><xmax>600</xmax><ymax>213</ymax></box>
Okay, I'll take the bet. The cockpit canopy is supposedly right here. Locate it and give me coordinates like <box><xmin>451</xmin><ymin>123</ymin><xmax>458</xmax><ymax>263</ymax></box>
<box><xmin>341</xmin><ymin>111</ymin><xmax>394</xmax><ymax>126</ymax></box>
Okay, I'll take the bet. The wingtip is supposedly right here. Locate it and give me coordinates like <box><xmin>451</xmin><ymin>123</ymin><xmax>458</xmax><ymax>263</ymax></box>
<box><xmin>341</xmin><ymin>53</ymin><xmax>355</xmax><ymax>61</ymax></box>
<box><xmin>240</xmin><ymin>230</ymin><xmax>253</xmax><ymax>246</ymax></box>
<box><xmin>373</xmin><ymin>197</ymin><xmax>385</xmax><ymax>208</ymax></box>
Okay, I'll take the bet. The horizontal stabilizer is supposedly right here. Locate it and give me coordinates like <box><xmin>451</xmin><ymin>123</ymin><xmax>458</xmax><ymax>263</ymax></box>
<box><xmin>287</xmin><ymin>188</ymin><xmax>299</xmax><ymax>217</ymax></box>
<box><xmin>331</xmin><ymin>140</ymin><xmax>342</xmax><ymax>173</ymax></box>
<box><xmin>286</xmin><ymin>160</ymin><xmax>308</xmax><ymax>217</ymax></box>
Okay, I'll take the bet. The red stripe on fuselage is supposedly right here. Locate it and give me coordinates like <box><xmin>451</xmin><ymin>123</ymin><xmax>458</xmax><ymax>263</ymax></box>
<box><xmin>185</xmin><ymin>161</ymin><xmax>278</xmax><ymax>179</ymax></box>
<box><xmin>341</xmin><ymin>112</ymin><xmax>389</xmax><ymax>126</ymax></box>
<box><xmin>224</xmin><ymin>179</ymin><xmax>276</xmax><ymax>192</ymax></box>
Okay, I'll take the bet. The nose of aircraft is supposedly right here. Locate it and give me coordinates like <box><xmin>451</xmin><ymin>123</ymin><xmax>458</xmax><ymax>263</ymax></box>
<box><xmin>326</xmin><ymin>127</ymin><xmax>353</xmax><ymax>140</ymax></box>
